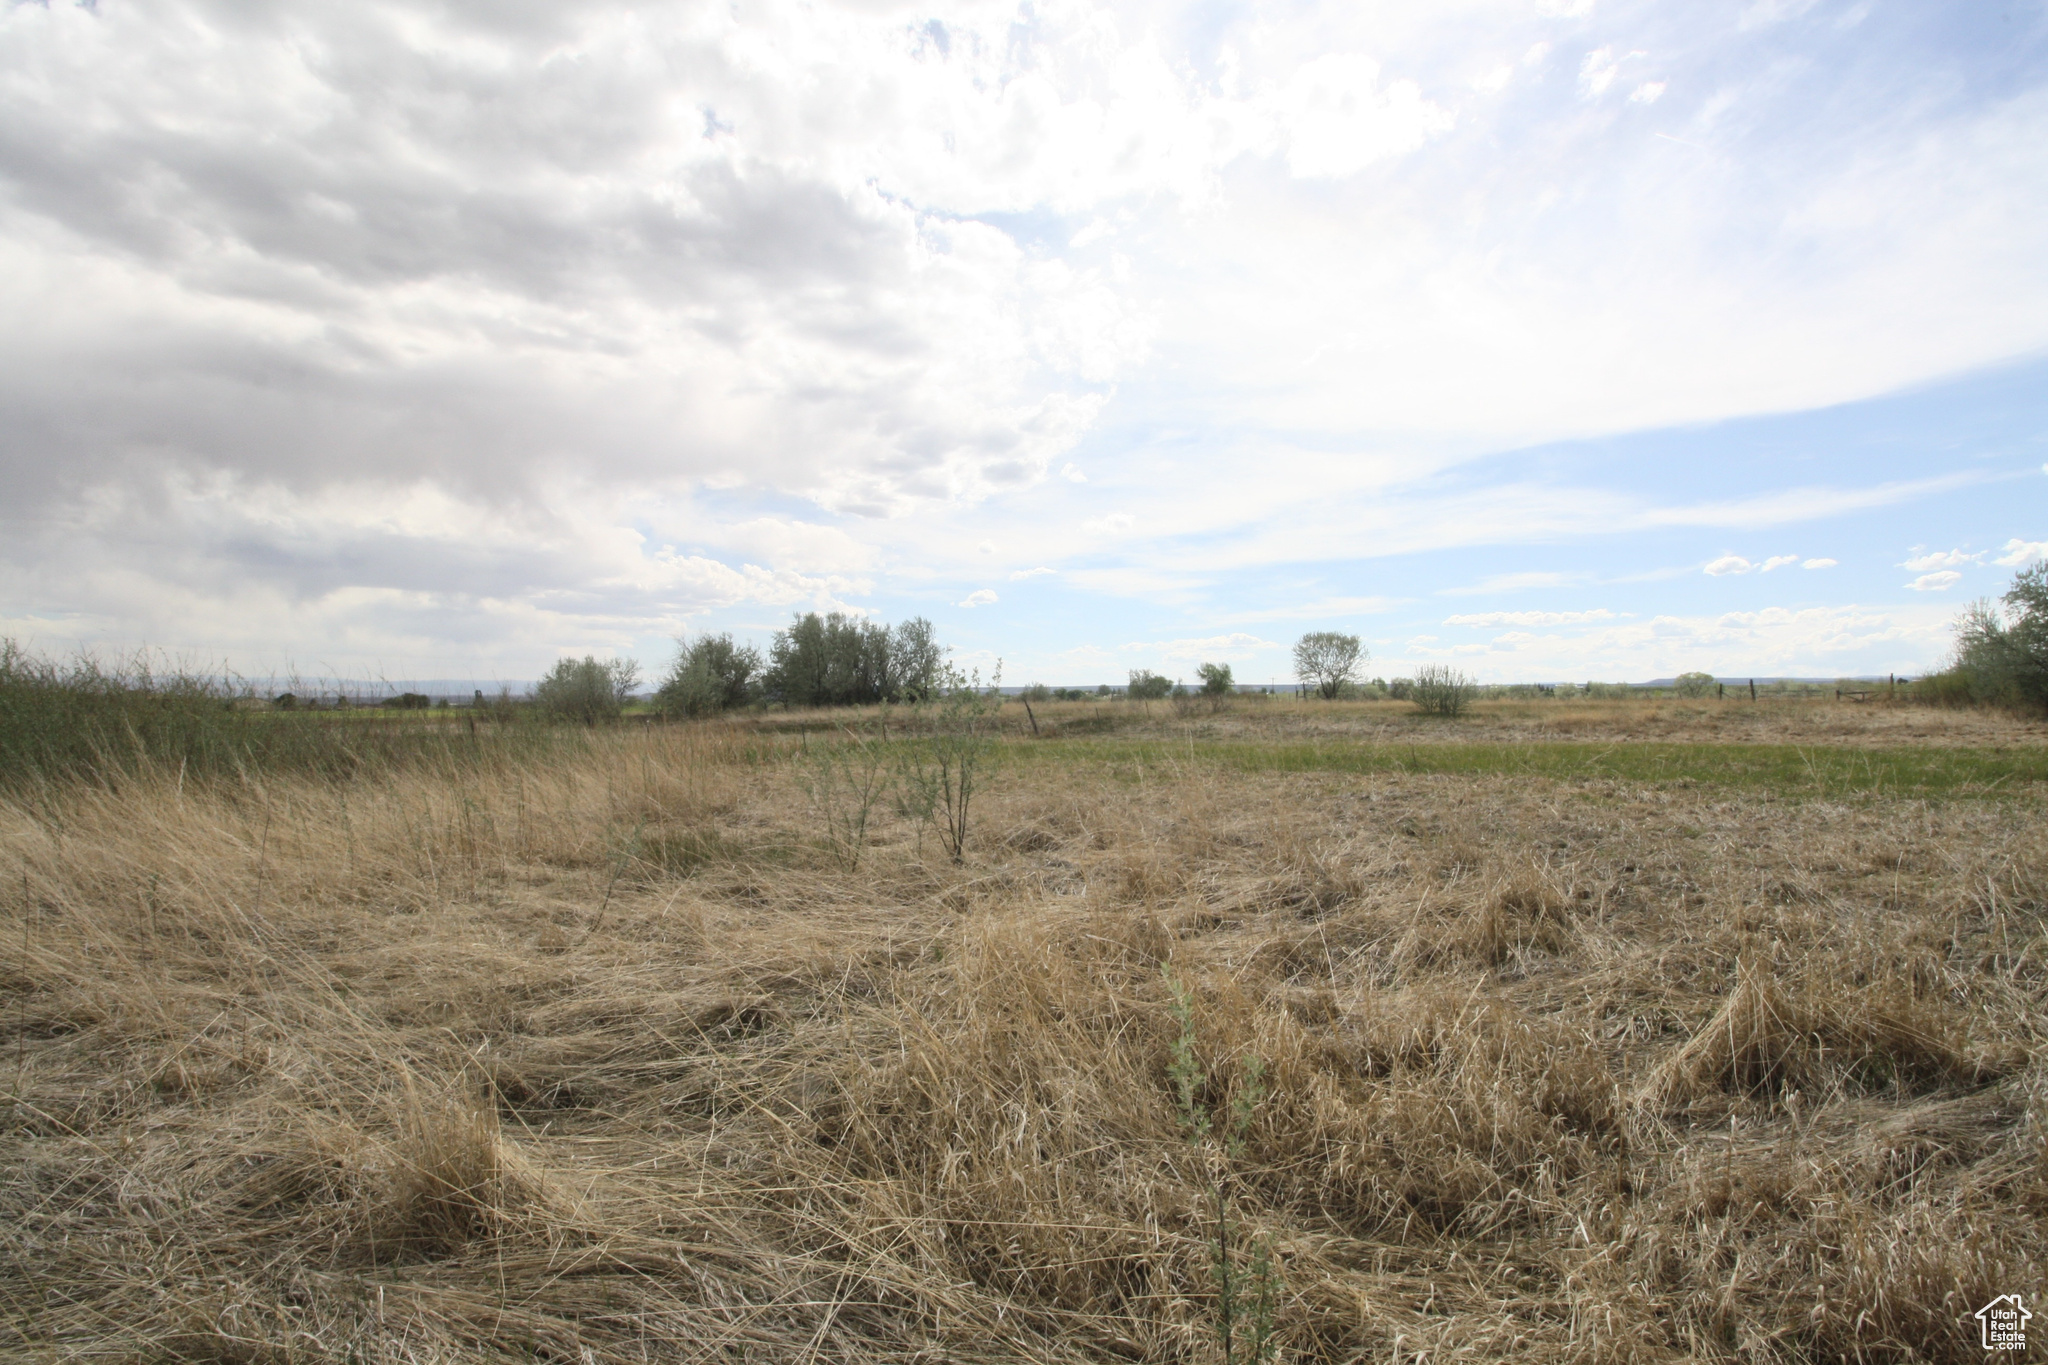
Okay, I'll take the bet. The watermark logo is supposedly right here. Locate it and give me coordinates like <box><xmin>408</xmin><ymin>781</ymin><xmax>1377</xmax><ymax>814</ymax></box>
<box><xmin>1977</xmin><ymin>1294</ymin><xmax>2031</xmax><ymax>1352</ymax></box>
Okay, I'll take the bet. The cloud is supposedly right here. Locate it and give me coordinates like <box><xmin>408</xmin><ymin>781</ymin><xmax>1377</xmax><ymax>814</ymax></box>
<box><xmin>956</xmin><ymin>589</ymin><xmax>999</xmax><ymax>608</ymax></box>
<box><xmin>1441</xmin><ymin>571</ymin><xmax>1590</xmax><ymax>596</ymax></box>
<box><xmin>1704</xmin><ymin>555</ymin><xmax>1754</xmax><ymax>576</ymax></box>
<box><xmin>1210</xmin><ymin>595</ymin><xmax>1400</xmax><ymax>624</ymax></box>
<box><xmin>1268</xmin><ymin>54</ymin><xmax>1455</xmax><ymax>179</ymax></box>
<box><xmin>1376</xmin><ymin>603</ymin><xmax>1953</xmax><ymax>681</ymax></box>
<box><xmin>1578</xmin><ymin>47</ymin><xmax>1644</xmax><ymax>99</ymax></box>
<box><xmin>1759</xmin><ymin>554</ymin><xmax>1801</xmax><ymax>572</ymax></box>
<box><xmin>1008</xmin><ymin>566</ymin><xmax>1058</xmax><ymax>580</ymax></box>
<box><xmin>1802</xmin><ymin>558</ymin><xmax>1838</xmax><ymax>569</ymax></box>
<box><xmin>6</xmin><ymin>0</ymin><xmax>2048</xmax><ymax>673</ymax></box>
<box><xmin>1900</xmin><ymin>548</ymin><xmax>1983</xmax><ymax>570</ymax></box>
<box><xmin>1905</xmin><ymin>571</ymin><xmax>1963</xmax><ymax>592</ymax></box>
<box><xmin>1444</xmin><ymin>608</ymin><xmax>1624</xmax><ymax>627</ymax></box>
<box><xmin>1740</xmin><ymin>0</ymin><xmax>1823</xmax><ymax>30</ymax></box>
<box><xmin>1994</xmin><ymin>539</ymin><xmax>2048</xmax><ymax>568</ymax></box>
<box><xmin>1139</xmin><ymin>632</ymin><xmax>1279</xmax><ymax>662</ymax></box>
<box><xmin>1628</xmin><ymin>81</ymin><xmax>1666</xmax><ymax>104</ymax></box>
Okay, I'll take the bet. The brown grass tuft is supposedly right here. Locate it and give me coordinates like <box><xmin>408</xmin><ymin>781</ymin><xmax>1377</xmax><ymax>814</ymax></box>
<box><xmin>374</xmin><ymin>1077</ymin><xmax>561</xmax><ymax>1258</ymax></box>
<box><xmin>1641</xmin><ymin>956</ymin><xmax>1814</xmax><ymax>1105</ymax></box>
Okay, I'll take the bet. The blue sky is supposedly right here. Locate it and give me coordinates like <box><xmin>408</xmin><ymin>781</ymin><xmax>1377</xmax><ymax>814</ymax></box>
<box><xmin>1</xmin><ymin>0</ymin><xmax>2044</xmax><ymax>684</ymax></box>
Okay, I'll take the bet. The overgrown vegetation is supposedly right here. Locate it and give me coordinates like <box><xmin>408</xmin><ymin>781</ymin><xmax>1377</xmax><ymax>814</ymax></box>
<box><xmin>0</xmin><ymin>640</ymin><xmax>554</xmax><ymax>788</ymax></box>
<box><xmin>895</xmin><ymin>673</ymin><xmax>1004</xmax><ymax>863</ymax></box>
<box><xmin>4</xmin><ymin>695</ymin><xmax>2039</xmax><ymax>1363</ymax></box>
<box><xmin>1409</xmin><ymin>662</ymin><xmax>1474</xmax><ymax>716</ymax></box>
<box><xmin>1914</xmin><ymin>563</ymin><xmax>2048</xmax><ymax>711</ymax></box>
<box><xmin>795</xmin><ymin>717</ymin><xmax>892</xmax><ymax>870</ymax></box>
<box><xmin>531</xmin><ymin>655</ymin><xmax>640</xmax><ymax>724</ymax></box>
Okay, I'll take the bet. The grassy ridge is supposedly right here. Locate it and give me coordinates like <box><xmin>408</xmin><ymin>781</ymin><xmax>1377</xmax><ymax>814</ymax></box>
<box><xmin>1019</xmin><ymin>736</ymin><xmax>2048</xmax><ymax>795</ymax></box>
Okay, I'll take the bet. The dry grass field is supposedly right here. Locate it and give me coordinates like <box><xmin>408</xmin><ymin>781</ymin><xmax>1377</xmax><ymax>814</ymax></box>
<box><xmin>3</xmin><ymin>699</ymin><xmax>2044</xmax><ymax>1363</ymax></box>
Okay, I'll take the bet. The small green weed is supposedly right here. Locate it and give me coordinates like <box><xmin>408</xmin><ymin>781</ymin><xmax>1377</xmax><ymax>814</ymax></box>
<box><xmin>1164</xmin><ymin>964</ymin><xmax>1281</xmax><ymax>1365</ymax></box>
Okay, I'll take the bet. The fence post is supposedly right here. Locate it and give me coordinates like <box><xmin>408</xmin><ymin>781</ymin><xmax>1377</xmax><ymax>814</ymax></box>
<box><xmin>1749</xmin><ymin>679</ymin><xmax>1756</xmax><ymax>702</ymax></box>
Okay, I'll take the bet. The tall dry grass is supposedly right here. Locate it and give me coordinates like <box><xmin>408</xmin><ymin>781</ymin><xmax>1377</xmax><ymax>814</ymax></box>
<box><xmin>2</xmin><ymin>712</ymin><xmax>2043</xmax><ymax>1361</ymax></box>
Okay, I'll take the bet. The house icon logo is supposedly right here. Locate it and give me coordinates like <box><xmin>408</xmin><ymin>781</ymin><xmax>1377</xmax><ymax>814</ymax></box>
<box><xmin>1977</xmin><ymin>1293</ymin><xmax>2031</xmax><ymax>1351</ymax></box>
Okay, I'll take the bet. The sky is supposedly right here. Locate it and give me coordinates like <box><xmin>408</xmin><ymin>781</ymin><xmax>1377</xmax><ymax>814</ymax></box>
<box><xmin>2</xmin><ymin>0</ymin><xmax>2045</xmax><ymax>687</ymax></box>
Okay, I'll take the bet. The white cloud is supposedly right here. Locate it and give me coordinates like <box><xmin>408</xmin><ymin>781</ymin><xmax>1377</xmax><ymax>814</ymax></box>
<box><xmin>1442</xmin><ymin>571</ymin><xmax>1590</xmax><ymax>595</ymax></box>
<box><xmin>1759</xmin><ymin>554</ymin><xmax>1800</xmax><ymax>572</ymax></box>
<box><xmin>1378</xmin><ymin>603</ymin><xmax>1953</xmax><ymax>681</ymax></box>
<box><xmin>1443</xmin><ymin>609</ymin><xmax>1623</xmax><ymax>627</ymax></box>
<box><xmin>5</xmin><ymin>0</ymin><xmax>2048</xmax><ymax>671</ymax></box>
<box><xmin>1143</xmin><ymin>632</ymin><xmax>1279</xmax><ymax>662</ymax></box>
<box><xmin>956</xmin><ymin>589</ymin><xmax>999</xmax><ymax>608</ymax></box>
<box><xmin>1995</xmin><ymin>539</ymin><xmax>2048</xmax><ymax>567</ymax></box>
<box><xmin>1577</xmin><ymin>47</ymin><xmax>1644</xmax><ymax>99</ymax></box>
<box><xmin>1210</xmin><ymin>595</ymin><xmax>1400</xmax><ymax>624</ymax></box>
<box><xmin>1740</xmin><ymin>0</ymin><xmax>1822</xmax><ymax>31</ymax></box>
<box><xmin>1009</xmin><ymin>566</ymin><xmax>1058</xmax><ymax>580</ymax></box>
<box><xmin>1628</xmin><ymin>81</ymin><xmax>1666</xmax><ymax>104</ymax></box>
<box><xmin>1802</xmin><ymin>558</ymin><xmax>1838</xmax><ymax>569</ymax></box>
<box><xmin>1900</xmin><ymin>548</ymin><xmax>1982</xmax><ymax>570</ymax></box>
<box><xmin>1906</xmin><ymin>571</ymin><xmax>1963</xmax><ymax>592</ymax></box>
<box><xmin>1704</xmin><ymin>555</ymin><xmax>1754</xmax><ymax>576</ymax></box>
<box><xmin>1268</xmin><ymin>54</ymin><xmax>1455</xmax><ymax>179</ymax></box>
<box><xmin>1474</xmin><ymin>64</ymin><xmax>1515</xmax><ymax>94</ymax></box>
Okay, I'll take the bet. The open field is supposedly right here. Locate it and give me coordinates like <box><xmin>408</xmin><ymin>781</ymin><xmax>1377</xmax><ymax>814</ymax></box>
<box><xmin>3</xmin><ymin>700</ymin><xmax>2044</xmax><ymax>1362</ymax></box>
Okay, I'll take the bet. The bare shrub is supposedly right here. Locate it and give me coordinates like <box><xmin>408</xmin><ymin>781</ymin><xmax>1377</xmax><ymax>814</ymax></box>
<box><xmin>1408</xmin><ymin>663</ymin><xmax>1474</xmax><ymax>716</ymax></box>
<box><xmin>796</xmin><ymin>717</ymin><xmax>891</xmax><ymax>870</ymax></box>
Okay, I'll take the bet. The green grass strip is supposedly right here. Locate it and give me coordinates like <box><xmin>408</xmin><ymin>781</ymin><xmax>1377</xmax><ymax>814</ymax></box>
<box><xmin>1010</xmin><ymin>737</ymin><xmax>2048</xmax><ymax>797</ymax></box>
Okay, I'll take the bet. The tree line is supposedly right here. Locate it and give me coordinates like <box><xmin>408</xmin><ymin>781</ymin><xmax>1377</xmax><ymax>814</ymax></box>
<box><xmin>533</xmin><ymin>561</ymin><xmax>2048</xmax><ymax>723</ymax></box>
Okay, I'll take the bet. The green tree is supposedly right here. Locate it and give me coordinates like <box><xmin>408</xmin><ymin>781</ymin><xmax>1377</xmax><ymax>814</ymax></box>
<box><xmin>1127</xmin><ymin>669</ymin><xmax>1173</xmax><ymax>700</ymax></box>
<box><xmin>888</xmin><ymin>616</ymin><xmax>946</xmax><ymax>702</ymax></box>
<box><xmin>761</xmin><ymin>612</ymin><xmax>947</xmax><ymax>708</ymax></box>
<box><xmin>1292</xmin><ymin>632</ymin><xmax>1363</xmax><ymax>700</ymax></box>
<box><xmin>532</xmin><ymin>656</ymin><xmax>640</xmax><ymax>724</ymax></box>
<box><xmin>1943</xmin><ymin>563</ymin><xmax>2048</xmax><ymax>709</ymax></box>
<box><xmin>655</xmin><ymin>633</ymin><xmax>762</xmax><ymax>717</ymax></box>
<box><xmin>1673</xmin><ymin>671</ymin><xmax>1717</xmax><ymax>698</ymax></box>
<box><xmin>1197</xmin><ymin>662</ymin><xmax>1235</xmax><ymax>696</ymax></box>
